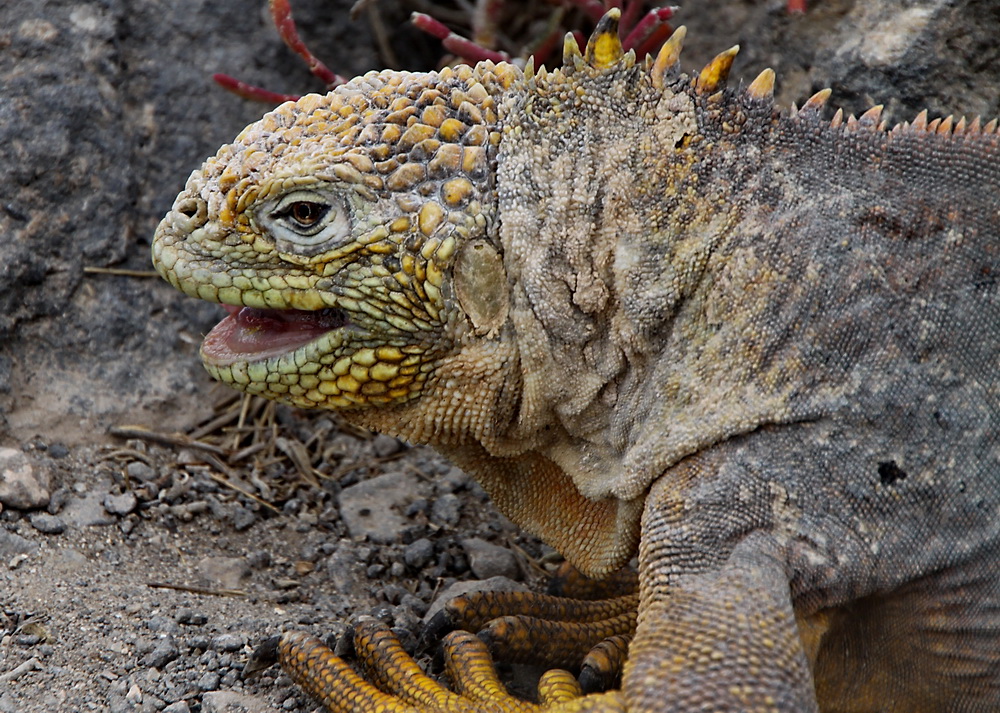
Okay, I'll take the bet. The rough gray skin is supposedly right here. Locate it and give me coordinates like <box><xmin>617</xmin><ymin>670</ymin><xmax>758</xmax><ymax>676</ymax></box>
<box><xmin>153</xmin><ymin>13</ymin><xmax>1000</xmax><ymax>713</ymax></box>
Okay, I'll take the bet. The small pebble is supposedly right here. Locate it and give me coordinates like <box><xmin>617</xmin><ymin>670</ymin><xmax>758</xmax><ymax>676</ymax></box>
<box><xmin>371</xmin><ymin>433</ymin><xmax>403</xmax><ymax>457</ymax></box>
<box><xmin>202</xmin><ymin>691</ymin><xmax>272</xmax><ymax>713</ymax></box>
<box><xmin>211</xmin><ymin>633</ymin><xmax>245</xmax><ymax>652</ymax></box>
<box><xmin>126</xmin><ymin>461</ymin><xmax>157</xmax><ymax>482</ymax></box>
<box><xmin>103</xmin><ymin>491</ymin><xmax>138</xmax><ymax>516</ymax></box>
<box><xmin>147</xmin><ymin>616</ymin><xmax>181</xmax><ymax>635</ymax></box>
<box><xmin>435</xmin><ymin>467</ymin><xmax>469</xmax><ymax>494</ymax></box>
<box><xmin>197</xmin><ymin>671</ymin><xmax>220</xmax><ymax>691</ymax></box>
<box><xmin>430</xmin><ymin>494</ymin><xmax>461</xmax><ymax>527</ymax></box>
<box><xmin>196</xmin><ymin>556</ymin><xmax>250</xmax><ymax>590</ymax></box>
<box><xmin>140</xmin><ymin>637</ymin><xmax>179</xmax><ymax>669</ymax></box>
<box><xmin>175</xmin><ymin>608</ymin><xmax>208</xmax><ymax>626</ymax></box>
<box><xmin>403</xmin><ymin>538</ymin><xmax>434</xmax><ymax>569</ymax></box>
<box><xmin>46</xmin><ymin>488</ymin><xmax>71</xmax><ymax>515</ymax></box>
<box><xmin>231</xmin><ymin>506</ymin><xmax>256</xmax><ymax>531</ymax></box>
<box><xmin>29</xmin><ymin>512</ymin><xmax>65</xmax><ymax>534</ymax></box>
<box><xmin>366</xmin><ymin>564</ymin><xmax>386</xmax><ymax>578</ymax></box>
<box><xmin>461</xmin><ymin>538</ymin><xmax>519</xmax><ymax>580</ymax></box>
<box><xmin>0</xmin><ymin>448</ymin><xmax>51</xmax><ymax>510</ymax></box>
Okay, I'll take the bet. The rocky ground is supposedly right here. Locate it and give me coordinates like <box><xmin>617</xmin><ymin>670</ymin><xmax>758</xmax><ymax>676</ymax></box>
<box><xmin>1</xmin><ymin>399</ymin><xmax>551</xmax><ymax>713</ymax></box>
<box><xmin>2</xmin><ymin>0</ymin><xmax>999</xmax><ymax>711</ymax></box>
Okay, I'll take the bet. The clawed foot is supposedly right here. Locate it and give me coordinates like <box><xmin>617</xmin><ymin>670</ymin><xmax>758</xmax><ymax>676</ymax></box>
<box><xmin>255</xmin><ymin>564</ymin><xmax>637</xmax><ymax>712</ymax></box>
<box><xmin>277</xmin><ymin>623</ymin><xmax>625</xmax><ymax>712</ymax></box>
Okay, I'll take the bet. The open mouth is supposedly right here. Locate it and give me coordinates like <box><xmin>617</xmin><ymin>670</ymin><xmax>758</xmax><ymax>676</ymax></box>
<box><xmin>201</xmin><ymin>305</ymin><xmax>350</xmax><ymax>365</ymax></box>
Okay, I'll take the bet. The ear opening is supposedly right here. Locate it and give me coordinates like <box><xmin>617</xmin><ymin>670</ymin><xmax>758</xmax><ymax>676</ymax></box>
<box><xmin>453</xmin><ymin>240</ymin><xmax>509</xmax><ymax>336</ymax></box>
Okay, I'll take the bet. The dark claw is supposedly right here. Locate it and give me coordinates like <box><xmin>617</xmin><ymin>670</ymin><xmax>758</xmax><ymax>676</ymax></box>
<box><xmin>578</xmin><ymin>661</ymin><xmax>619</xmax><ymax>694</ymax></box>
<box><xmin>243</xmin><ymin>635</ymin><xmax>281</xmax><ymax>677</ymax></box>
<box><xmin>420</xmin><ymin>608</ymin><xmax>459</xmax><ymax>651</ymax></box>
<box><xmin>476</xmin><ymin>627</ymin><xmax>503</xmax><ymax>660</ymax></box>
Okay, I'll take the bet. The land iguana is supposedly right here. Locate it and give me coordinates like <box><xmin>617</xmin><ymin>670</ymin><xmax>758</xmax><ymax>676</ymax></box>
<box><xmin>152</xmin><ymin>11</ymin><xmax>1000</xmax><ymax>712</ymax></box>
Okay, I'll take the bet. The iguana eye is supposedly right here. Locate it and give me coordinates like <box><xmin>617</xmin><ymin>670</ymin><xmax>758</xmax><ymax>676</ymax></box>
<box><xmin>259</xmin><ymin>189</ymin><xmax>353</xmax><ymax>256</ymax></box>
<box><xmin>284</xmin><ymin>201</ymin><xmax>329</xmax><ymax>231</ymax></box>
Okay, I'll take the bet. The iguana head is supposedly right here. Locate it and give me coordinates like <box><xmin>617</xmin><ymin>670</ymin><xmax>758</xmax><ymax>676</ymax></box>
<box><xmin>153</xmin><ymin>56</ymin><xmax>526</xmax><ymax>443</ymax></box>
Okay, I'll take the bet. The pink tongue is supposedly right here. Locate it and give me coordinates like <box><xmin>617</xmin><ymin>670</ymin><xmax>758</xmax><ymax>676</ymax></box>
<box><xmin>202</xmin><ymin>306</ymin><xmax>348</xmax><ymax>365</ymax></box>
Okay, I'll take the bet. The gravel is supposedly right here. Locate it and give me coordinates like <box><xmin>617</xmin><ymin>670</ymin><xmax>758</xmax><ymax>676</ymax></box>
<box><xmin>1</xmin><ymin>434</ymin><xmax>542</xmax><ymax>712</ymax></box>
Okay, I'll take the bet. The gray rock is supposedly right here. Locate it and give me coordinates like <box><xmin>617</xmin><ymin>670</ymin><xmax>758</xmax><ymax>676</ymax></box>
<box><xmin>0</xmin><ymin>448</ymin><xmax>50</xmax><ymax>509</ymax></box>
<box><xmin>28</xmin><ymin>512</ymin><xmax>66</xmax><ymax>534</ymax></box>
<box><xmin>435</xmin><ymin>467</ymin><xmax>470</xmax><ymax>494</ymax></box>
<box><xmin>140</xmin><ymin>636</ymin><xmax>179</xmax><ymax>669</ymax></box>
<box><xmin>424</xmin><ymin>576</ymin><xmax>532</xmax><ymax>623</ymax></box>
<box><xmin>147</xmin><ymin>616</ymin><xmax>181</xmax><ymax>635</ymax></box>
<box><xmin>61</xmin><ymin>491</ymin><xmax>115</xmax><ymax>527</ymax></box>
<box><xmin>175</xmin><ymin>608</ymin><xmax>208</xmax><ymax>626</ymax></box>
<box><xmin>197</xmin><ymin>671</ymin><xmax>221</xmax><ymax>691</ymax></box>
<box><xmin>0</xmin><ymin>529</ymin><xmax>39</xmax><ymax>560</ymax></box>
<box><xmin>322</xmin><ymin>538</ymin><xmax>366</xmax><ymax>592</ymax></box>
<box><xmin>211</xmin><ymin>633</ymin><xmax>246</xmax><ymax>652</ymax></box>
<box><xmin>231</xmin><ymin>505</ymin><xmax>256</xmax><ymax>531</ymax></box>
<box><xmin>461</xmin><ymin>538</ymin><xmax>520</xmax><ymax>580</ymax></box>
<box><xmin>103</xmin><ymin>491</ymin><xmax>138</xmax><ymax>516</ymax></box>
<box><xmin>162</xmin><ymin>702</ymin><xmax>191</xmax><ymax>713</ymax></box>
<box><xmin>403</xmin><ymin>537</ymin><xmax>435</xmax><ymax>569</ymax></box>
<box><xmin>371</xmin><ymin>433</ymin><xmax>403</xmax><ymax>457</ymax></box>
<box><xmin>430</xmin><ymin>493</ymin><xmax>461</xmax><ymax>527</ymax></box>
<box><xmin>338</xmin><ymin>471</ymin><xmax>427</xmax><ymax>544</ymax></box>
<box><xmin>202</xmin><ymin>691</ymin><xmax>274</xmax><ymax>713</ymax></box>
<box><xmin>196</xmin><ymin>556</ymin><xmax>250</xmax><ymax>590</ymax></box>
<box><xmin>125</xmin><ymin>461</ymin><xmax>157</xmax><ymax>482</ymax></box>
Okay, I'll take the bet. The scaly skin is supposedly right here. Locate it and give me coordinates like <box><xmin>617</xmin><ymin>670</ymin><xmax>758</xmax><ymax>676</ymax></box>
<box><xmin>154</xmin><ymin>10</ymin><xmax>1000</xmax><ymax>712</ymax></box>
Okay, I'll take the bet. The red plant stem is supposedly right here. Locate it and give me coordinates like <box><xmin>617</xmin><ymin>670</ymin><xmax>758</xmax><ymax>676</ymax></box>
<box><xmin>630</xmin><ymin>20</ymin><xmax>673</xmax><ymax>59</ymax></box>
<box><xmin>269</xmin><ymin>0</ymin><xmax>346</xmax><ymax>87</ymax></box>
<box><xmin>213</xmin><ymin>74</ymin><xmax>300</xmax><ymax>104</ymax></box>
<box><xmin>410</xmin><ymin>11</ymin><xmax>451</xmax><ymax>40</ymax></box>
<box><xmin>619</xmin><ymin>0</ymin><xmax>646</xmax><ymax>37</ymax></box>
<box><xmin>622</xmin><ymin>7</ymin><xmax>674</xmax><ymax>53</ymax></box>
<box><xmin>411</xmin><ymin>13</ymin><xmax>510</xmax><ymax>63</ymax></box>
<box><xmin>443</xmin><ymin>35</ymin><xmax>511</xmax><ymax>63</ymax></box>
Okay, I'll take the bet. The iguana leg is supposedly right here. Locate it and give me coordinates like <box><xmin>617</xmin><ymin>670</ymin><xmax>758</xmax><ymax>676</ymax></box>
<box><xmin>277</xmin><ymin>621</ymin><xmax>627</xmax><ymax>713</ymax></box>
<box><xmin>623</xmin><ymin>474</ymin><xmax>819</xmax><ymax>713</ymax></box>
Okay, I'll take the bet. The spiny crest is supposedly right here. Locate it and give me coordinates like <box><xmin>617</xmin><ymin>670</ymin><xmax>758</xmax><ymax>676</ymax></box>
<box><xmin>557</xmin><ymin>12</ymin><xmax>768</xmax><ymax>111</ymax></box>
<box><xmin>821</xmin><ymin>102</ymin><xmax>1000</xmax><ymax>138</ymax></box>
<box><xmin>552</xmin><ymin>14</ymin><xmax>1000</xmax><ymax>142</ymax></box>
<box><xmin>745</xmin><ymin>68</ymin><xmax>776</xmax><ymax>101</ymax></box>
<box><xmin>650</xmin><ymin>26</ymin><xmax>687</xmax><ymax>89</ymax></box>
<box><xmin>695</xmin><ymin>45</ymin><xmax>740</xmax><ymax>95</ymax></box>
<box><xmin>783</xmin><ymin>84</ymin><xmax>1000</xmax><ymax>139</ymax></box>
<box><xmin>585</xmin><ymin>8</ymin><xmax>627</xmax><ymax>69</ymax></box>
<box><xmin>560</xmin><ymin>8</ymin><xmax>636</xmax><ymax>73</ymax></box>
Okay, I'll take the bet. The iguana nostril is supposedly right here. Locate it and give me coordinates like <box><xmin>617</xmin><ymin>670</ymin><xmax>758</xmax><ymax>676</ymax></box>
<box><xmin>177</xmin><ymin>199</ymin><xmax>201</xmax><ymax>219</ymax></box>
